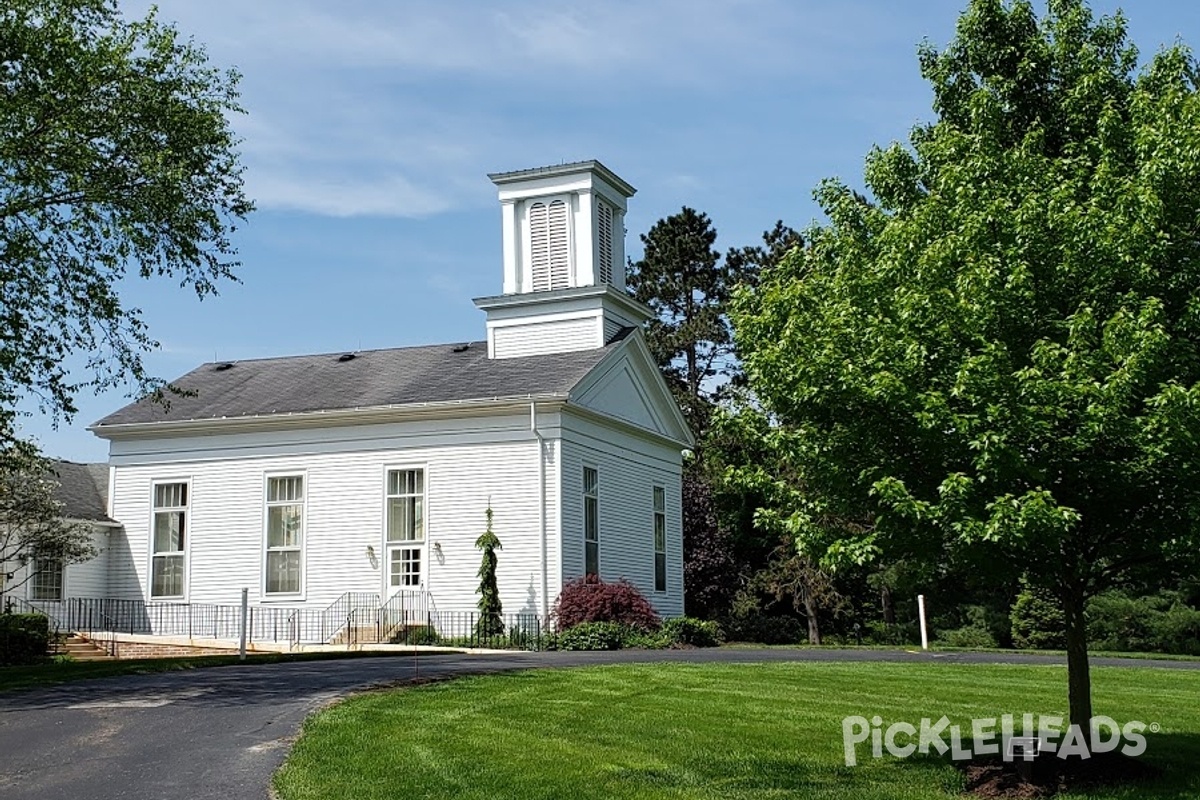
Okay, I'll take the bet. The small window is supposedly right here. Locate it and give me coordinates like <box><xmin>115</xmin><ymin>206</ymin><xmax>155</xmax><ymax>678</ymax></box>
<box><xmin>152</xmin><ymin>482</ymin><xmax>188</xmax><ymax>598</ymax></box>
<box><xmin>30</xmin><ymin>558</ymin><xmax>63</xmax><ymax>601</ymax></box>
<box><xmin>386</xmin><ymin>469</ymin><xmax>425</xmax><ymax>542</ymax></box>
<box><xmin>265</xmin><ymin>476</ymin><xmax>304</xmax><ymax>595</ymax></box>
<box><xmin>389</xmin><ymin>547</ymin><xmax>422</xmax><ymax>588</ymax></box>
<box><xmin>653</xmin><ymin>487</ymin><xmax>667</xmax><ymax>592</ymax></box>
<box><xmin>584</xmin><ymin>467</ymin><xmax>599</xmax><ymax>577</ymax></box>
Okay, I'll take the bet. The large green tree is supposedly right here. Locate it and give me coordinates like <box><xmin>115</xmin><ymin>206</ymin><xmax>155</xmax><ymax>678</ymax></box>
<box><xmin>733</xmin><ymin>0</ymin><xmax>1200</xmax><ymax>738</ymax></box>
<box><xmin>1</xmin><ymin>0</ymin><xmax>251</xmax><ymax>439</ymax></box>
<box><xmin>628</xmin><ymin>207</ymin><xmax>729</xmax><ymax>434</ymax></box>
<box><xmin>629</xmin><ymin>210</ymin><xmax>801</xmax><ymax>435</ymax></box>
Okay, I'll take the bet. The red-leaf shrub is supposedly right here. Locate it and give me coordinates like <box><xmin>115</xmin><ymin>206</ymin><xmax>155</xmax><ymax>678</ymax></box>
<box><xmin>552</xmin><ymin>577</ymin><xmax>661</xmax><ymax>632</ymax></box>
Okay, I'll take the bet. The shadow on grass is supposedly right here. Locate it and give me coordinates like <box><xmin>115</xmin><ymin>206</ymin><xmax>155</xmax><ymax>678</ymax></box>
<box><xmin>895</xmin><ymin>734</ymin><xmax>1200</xmax><ymax>799</ymax></box>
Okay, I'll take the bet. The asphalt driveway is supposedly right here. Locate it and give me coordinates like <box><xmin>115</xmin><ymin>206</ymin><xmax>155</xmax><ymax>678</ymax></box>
<box><xmin>0</xmin><ymin>647</ymin><xmax>1195</xmax><ymax>800</ymax></box>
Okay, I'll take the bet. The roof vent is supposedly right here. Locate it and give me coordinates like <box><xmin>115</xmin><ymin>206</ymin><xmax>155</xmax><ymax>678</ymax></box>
<box><xmin>338</xmin><ymin>353</ymin><xmax>357</xmax><ymax>362</ymax></box>
<box><xmin>214</xmin><ymin>362</ymin><xmax>235</xmax><ymax>371</ymax></box>
<box><xmin>452</xmin><ymin>343</ymin><xmax>470</xmax><ymax>353</ymax></box>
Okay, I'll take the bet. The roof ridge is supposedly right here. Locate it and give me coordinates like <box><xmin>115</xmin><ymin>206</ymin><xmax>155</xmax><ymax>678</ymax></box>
<box><xmin>200</xmin><ymin>339</ymin><xmax>488</xmax><ymax>367</ymax></box>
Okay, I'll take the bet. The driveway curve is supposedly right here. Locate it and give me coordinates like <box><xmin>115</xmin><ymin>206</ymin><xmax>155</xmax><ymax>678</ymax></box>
<box><xmin>0</xmin><ymin>647</ymin><xmax>1194</xmax><ymax>800</ymax></box>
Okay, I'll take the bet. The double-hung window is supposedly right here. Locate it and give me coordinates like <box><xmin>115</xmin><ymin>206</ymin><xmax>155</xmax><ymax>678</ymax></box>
<box><xmin>152</xmin><ymin>482</ymin><xmax>188</xmax><ymax>598</ymax></box>
<box><xmin>265</xmin><ymin>476</ymin><xmax>304</xmax><ymax>595</ymax></box>
<box><xmin>30</xmin><ymin>558</ymin><xmax>64</xmax><ymax>601</ymax></box>
<box><xmin>653</xmin><ymin>486</ymin><xmax>667</xmax><ymax>592</ymax></box>
<box><xmin>584</xmin><ymin>467</ymin><xmax>599</xmax><ymax>577</ymax></box>
<box><xmin>386</xmin><ymin>469</ymin><xmax>425</xmax><ymax>588</ymax></box>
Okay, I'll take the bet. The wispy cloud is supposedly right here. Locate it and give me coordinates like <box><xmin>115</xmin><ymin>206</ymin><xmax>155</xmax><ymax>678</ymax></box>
<box><xmin>127</xmin><ymin>0</ymin><xmax>926</xmax><ymax>219</ymax></box>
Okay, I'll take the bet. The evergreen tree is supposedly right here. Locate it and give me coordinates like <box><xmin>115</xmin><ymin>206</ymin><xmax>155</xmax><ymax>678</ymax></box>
<box><xmin>475</xmin><ymin>506</ymin><xmax>504</xmax><ymax>638</ymax></box>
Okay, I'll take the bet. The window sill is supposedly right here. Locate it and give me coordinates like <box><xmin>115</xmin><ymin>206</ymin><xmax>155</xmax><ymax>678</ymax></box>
<box><xmin>261</xmin><ymin>594</ymin><xmax>306</xmax><ymax>603</ymax></box>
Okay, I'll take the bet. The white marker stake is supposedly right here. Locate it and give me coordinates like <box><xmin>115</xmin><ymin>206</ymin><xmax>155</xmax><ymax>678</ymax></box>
<box><xmin>918</xmin><ymin>594</ymin><xmax>929</xmax><ymax>650</ymax></box>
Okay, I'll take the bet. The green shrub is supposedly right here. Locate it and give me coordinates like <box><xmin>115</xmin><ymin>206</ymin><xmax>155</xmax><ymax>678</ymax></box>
<box><xmin>1151</xmin><ymin>603</ymin><xmax>1200</xmax><ymax>655</ymax></box>
<box><xmin>393</xmin><ymin>625</ymin><xmax>441</xmax><ymax>646</ymax></box>
<box><xmin>863</xmin><ymin>620</ymin><xmax>918</xmax><ymax>646</ymax></box>
<box><xmin>937</xmin><ymin>624</ymin><xmax>998</xmax><ymax>649</ymax></box>
<box><xmin>660</xmin><ymin>617</ymin><xmax>723</xmax><ymax>648</ymax></box>
<box><xmin>1087</xmin><ymin>591</ymin><xmax>1200</xmax><ymax>655</ymax></box>
<box><xmin>557</xmin><ymin>622</ymin><xmax>627</xmax><ymax>651</ymax></box>
<box><xmin>933</xmin><ymin>605</ymin><xmax>1001</xmax><ymax>649</ymax></box>
<box><xmin>1011</xmin><ymin>584</ymin><xmax>1066</xmax><ymax>650</ymax></box>
<box><xmin>719</xmin><ymin>613</ymin><xmax>804</xmax><ymax>645</ymax></box>
<box><xmin>0</xmin><ymin>613</ymin><xmax>50</xmax><ymax>665</ymax></box>
<box><xmin>621</xmin><ymin>628</ymin><xmax>668</xmax><ymax>649</ymax></box>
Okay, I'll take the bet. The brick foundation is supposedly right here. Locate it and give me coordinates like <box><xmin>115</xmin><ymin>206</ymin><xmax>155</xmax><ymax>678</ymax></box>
<box><xmin>98</xmin><ymin>641</ymin><xmax>245</xmax><ymax>659</ymax></box>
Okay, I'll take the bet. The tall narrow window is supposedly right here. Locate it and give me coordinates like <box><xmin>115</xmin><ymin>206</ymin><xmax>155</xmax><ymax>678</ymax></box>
<box><xmin>597</xmin><ymin>200</ymin><xmax>614</xmax><ymax>285</ymax></box>
<box><xmin>653</xmin><ymin>487</ymin><xmax>667</xmax><ymax>592</ymax></box>
<box><xmin>265</xmin><ymin>476</ymin><xmax>304</xmax><ymax>595</ymax></box>
<box><xmin>584</xmin><ymin>467</ymin><xmax>599</xmax><ymax>577</ymax></box>
<box><xmin>386</xmin><ymin>469</ymin><xmax>425</xmax><ymax>588</ymax></box>
<box><xmin>152</xmin><ymin>482</ymin><xmax>187</xmax><ymax>598</ymax></box>
<box><xmin>529</xmin><ymin>199</ymin><xmax>570</xmax><ymax>292</ymax></box>
<box><xmin>30</xmin><ymin>558</ymin><xmax>63</xmax><ymax>601</ymax></box>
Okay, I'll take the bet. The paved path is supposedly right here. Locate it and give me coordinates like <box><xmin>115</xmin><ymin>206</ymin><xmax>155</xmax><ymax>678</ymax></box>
<box><xmin>0</xmin><ymin>647</ymin><xmax>1195</xmax><ymax>800</ymax></box>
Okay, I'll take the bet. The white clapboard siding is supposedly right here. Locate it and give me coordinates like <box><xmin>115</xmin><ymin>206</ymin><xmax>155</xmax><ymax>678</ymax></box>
<box><xmin>492</xmin><ymin>316</ymin><xmax>599</xmax><ymax>359</ymax></box>
<box><xmin>107</xmin><ymin>414</ymin><xmax>561</xmax><ymax>616</ymax></box>
<box><xmin>558</xmin><ymin>412</ymin><xmax>685</xmax><ymax>618</ymax></box>
<box><xmin>63</xmin><ymin>527</ymin><xmax>112</xmax><ymax>598</ymax></box>
<box><xmin>10</xmin><ymin>526</ymin><xmax>110</xmax><ymax>601</ymax></box>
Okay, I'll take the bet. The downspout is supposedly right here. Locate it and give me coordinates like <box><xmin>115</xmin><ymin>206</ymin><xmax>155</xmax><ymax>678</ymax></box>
<box><xmin>531</xmin><ymin>402</ymin><xmax>549</xmax><ymax>620</ymax></box>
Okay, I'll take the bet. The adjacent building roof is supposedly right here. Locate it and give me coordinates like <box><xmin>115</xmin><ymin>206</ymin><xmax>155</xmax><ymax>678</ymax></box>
<box><xmin>49</xmin><ymin>460</ymin><xmax>114</xmax><ymax>523</ymax></box>
<box><xmin>92</xmin><ymin>336</ymin><xmax>629</xmax><ymax>429</ymax></box>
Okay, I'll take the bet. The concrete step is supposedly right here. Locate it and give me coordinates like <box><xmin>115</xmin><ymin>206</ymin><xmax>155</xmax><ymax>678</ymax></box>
<box><xmin>330</xmin><ymin>626</ymin><xmax>382</xmax><ymax>645</ymax></box>
<box><xmin>59</xmin><ymin>635</ymin><xmax>116</xmax><ymax>661</ymax></box>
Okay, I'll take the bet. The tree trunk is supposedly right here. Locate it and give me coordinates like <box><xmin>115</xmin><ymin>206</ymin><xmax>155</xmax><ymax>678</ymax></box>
<box><xmin>881</xmin><ymin>585</ymin><xmax>895</xmax><ymax>625</ymax></box>
<box><xmin>803</xmin><ymin>591</ymin><xmax>822</xmax><ymax>645</ymax></box>
<box><xmin>1063</xmin><ymin>587</ymin><xmax>1093</xmax><ymax>744</ymax></box>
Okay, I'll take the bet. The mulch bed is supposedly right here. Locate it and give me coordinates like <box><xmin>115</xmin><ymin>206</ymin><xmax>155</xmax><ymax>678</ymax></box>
<box><xmin>959</xmin><ymin>752</ymin><xmax>1161</xmax><ymax>798</ymax></box>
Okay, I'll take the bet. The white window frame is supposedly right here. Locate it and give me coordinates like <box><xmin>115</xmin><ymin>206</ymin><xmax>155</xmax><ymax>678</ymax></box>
<box><xmin>584</xmin><ymin>465</ymin><xmax>599</xmax><ymax>578</ymax></box>
<box><xmin>149</xmin><ymin>479</ymin><xmax>190</xmax><ymax>600</ymax></box>
<box><xmin>29</xmin><ymin>557</ymin><xmax>64</xmax><ymax>601</ymax></box>
<box><xmin>262</xmin><ymin>473</ymin><xmax>306</xmax><ymax>599</ymax></box>
<box><xmin>653</xmin><ymin>486</ymin><xmax>667</xmax><ymax>593</ymax></box>
<box><xmin>383</xmin><ymin>465</ymin><xmax>427</xmax><ymax>593</ymax></box>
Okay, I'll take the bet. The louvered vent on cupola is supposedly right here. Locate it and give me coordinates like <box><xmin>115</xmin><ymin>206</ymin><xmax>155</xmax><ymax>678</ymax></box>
<box><xmin>529</xmin><ymin>199</ymin><xmax>570</xmax><ymax>292</ymax></box>
<box><xmin>596</xmin><ymin>198</ymin><xmax>614</xmax><ymax>286</ymax></box>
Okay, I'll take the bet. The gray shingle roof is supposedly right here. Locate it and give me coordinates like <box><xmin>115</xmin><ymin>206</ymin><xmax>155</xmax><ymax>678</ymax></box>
<box><xmin>93</xmin><ymin>336</ymin><xmax>627</xmax><ymax>428</ymax></box>
<box><xmin>49</xmin><ymin>460</ymin><xmax>114</xmax><ymax>523</ymax></box>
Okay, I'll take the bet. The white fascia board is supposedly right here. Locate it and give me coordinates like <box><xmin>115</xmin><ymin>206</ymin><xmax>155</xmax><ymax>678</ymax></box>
<box><xmin>566</xmin><ymin>330</ymin><xmax>694</xmax><ymax>449</ymax></box>
<box><xmin>88</xmin><ymin>395</ymin><xmax>569</xmax><ymax>441</ymax></box>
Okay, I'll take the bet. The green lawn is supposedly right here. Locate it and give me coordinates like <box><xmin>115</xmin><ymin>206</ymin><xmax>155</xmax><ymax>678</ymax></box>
<box><xmin>274</xmin><ymin>661</ymin><xmax>1200</xmax><ymax>800</ymax></box>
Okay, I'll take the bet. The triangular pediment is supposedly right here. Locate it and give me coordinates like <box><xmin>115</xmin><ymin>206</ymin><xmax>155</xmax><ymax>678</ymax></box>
<box><xmin>569</xmin><ymin>331</ymin><xmax>693</xmax><ymax>447</ymax></box>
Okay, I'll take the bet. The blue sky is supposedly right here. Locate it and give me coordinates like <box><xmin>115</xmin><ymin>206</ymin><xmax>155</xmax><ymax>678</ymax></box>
<box><xmin>20</xmin><ymin>0</ymin><xmax>1200</xmax><ymax>462</ymax></box>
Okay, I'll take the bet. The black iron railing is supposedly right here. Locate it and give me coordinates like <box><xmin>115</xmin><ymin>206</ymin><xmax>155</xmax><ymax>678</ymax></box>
<box><xmin>10</xmin><ymin>595</ymin><xmax>547</xmax><ymax>651</ymax></box>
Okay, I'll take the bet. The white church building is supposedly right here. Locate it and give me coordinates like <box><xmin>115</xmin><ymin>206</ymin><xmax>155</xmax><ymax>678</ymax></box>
<box><xmin>19</xmin><ymin>161</ymin><xmax>692</xmax><ymax>646</ymax></box>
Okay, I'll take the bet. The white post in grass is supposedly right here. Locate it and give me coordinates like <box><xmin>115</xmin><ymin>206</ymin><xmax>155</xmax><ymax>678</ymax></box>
<box><xmin>239</xmin><ymin>587</ymin><xmax>249</xmax><ymax>661</ymax></box>
<box><xmin>917</xmin><ymin>594</ymin><xmax>929</xmax><ymax>650</ymax></box>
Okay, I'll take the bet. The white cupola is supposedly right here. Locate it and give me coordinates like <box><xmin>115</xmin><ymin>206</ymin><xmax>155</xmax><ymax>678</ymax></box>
<box><xmin>474</xmin><ymin>161</ymin><xmax>652</xmax><ymax>359</ymax></box>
